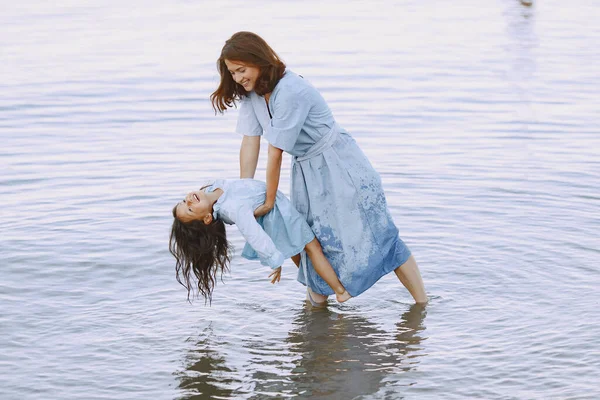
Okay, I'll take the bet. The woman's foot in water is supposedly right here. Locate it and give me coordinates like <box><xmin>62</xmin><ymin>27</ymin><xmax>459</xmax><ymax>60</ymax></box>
<box><xmin>306</xmin><ymin>287</ymin><xmax>328</xmax><ymax>307</ymax></box>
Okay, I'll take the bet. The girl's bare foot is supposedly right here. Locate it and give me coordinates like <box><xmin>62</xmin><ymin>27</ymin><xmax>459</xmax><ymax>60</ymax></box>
<box><xmin>336</xmin><ymin>290</ymin><xmax>352</xmax><ymax>303</ymax></box>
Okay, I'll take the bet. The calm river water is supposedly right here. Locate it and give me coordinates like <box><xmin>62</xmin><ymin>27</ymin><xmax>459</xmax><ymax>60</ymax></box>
<box><xmin>1</xmin><ymin>0</ymin><xmax>599</xmax><ymax>399</ymax></box>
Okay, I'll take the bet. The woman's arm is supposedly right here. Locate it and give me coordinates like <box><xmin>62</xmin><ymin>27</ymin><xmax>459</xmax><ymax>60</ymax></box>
<box><xmin>253</xmin><ymin>144</ymin><xmax>282</xmax><ymax>217</ymax></box>
<box><xmin>240</xmin><ymin>135</ymin><xmax>261</xmax><ymax>179</ymax></box>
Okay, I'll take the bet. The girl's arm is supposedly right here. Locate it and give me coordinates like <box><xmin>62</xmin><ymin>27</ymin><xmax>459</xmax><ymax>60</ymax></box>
<box><xmin>240</xmin><ymin>135</ymin><xmax>261</xmax><ymax>179</ymax></box>
<box><xmin>253</xmin><ymin>144</ymin><xmax>282</xmax><ymax>217</ymax></box>
<box><xmin>235</xmin><ymin>206</ymin><xmax>285</xmax><ymax>270</ymax></box>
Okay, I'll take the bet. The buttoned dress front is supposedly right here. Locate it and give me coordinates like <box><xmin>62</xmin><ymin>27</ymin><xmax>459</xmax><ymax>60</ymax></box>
<box><xmin>206</xmin><ymin>179</ymin><xmax>314</xmax><ymax>270</ymax></box>
<box><xmin>235</xmin><ymin>71</ymin><xmax>412</xmax><ymax>297</ymax></box>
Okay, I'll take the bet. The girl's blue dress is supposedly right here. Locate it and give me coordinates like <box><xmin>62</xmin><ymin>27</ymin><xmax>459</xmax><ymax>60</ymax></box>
<box><xmin>235</xmin><ymin>71</ymin><xmax>412</xmax><ymax>297</ymax></box>
<box><xmin>206</xmin><ymin>179</ymin><xmax>314</xmax><ymax>269</ymax></box>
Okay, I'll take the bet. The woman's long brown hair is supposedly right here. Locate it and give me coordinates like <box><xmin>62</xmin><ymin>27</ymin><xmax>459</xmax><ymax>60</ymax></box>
<box><xmin>210</xmin><ymin>31</ymin><xmax>286</xmax><ymax>113</ymax></box>
<box><xmin>169</xmin><ymin>205</ymin><xmax>231</xmax><ymax>303</ymax></box>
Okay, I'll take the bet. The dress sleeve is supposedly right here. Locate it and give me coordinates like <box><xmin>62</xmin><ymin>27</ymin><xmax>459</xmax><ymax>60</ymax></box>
<box><xmin>235</xmin><ymin>96</ymin><xmax>263</xmax><ymax>137</ymax></box>
<box><xmin>235</xmin><ymin>206</ymin><xmax>285</xmax><ymax>269</ymax></box>
<box><xmin>265</xmin><ymin>89</ymin><xmax>311</xmax><ymax>152</ymax></box>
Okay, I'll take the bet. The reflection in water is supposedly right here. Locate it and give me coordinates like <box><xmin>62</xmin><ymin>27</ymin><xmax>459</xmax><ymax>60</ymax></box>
<box><xmin>505</xmin><ymin>0</ymin><xmax>537</xmax><ymax>61</ymax></box>
<box><xmin>176</xmin><ymin>305</ymin><xmax>427</xmax><ymax>399</ymax></box>
<box><xmin>251</xmin><ymin>303</ymin><xmax>428</xmax><ymax>399</ymax></box>
<box><xmin>504</xmin><ymin>0</ymin><xmax>538</xmax><ymax>125</ymax></box>
<box><xmin>176</xmin><ymin>326</ymin><xmax>237</xmax><ymax>400</ymax></box>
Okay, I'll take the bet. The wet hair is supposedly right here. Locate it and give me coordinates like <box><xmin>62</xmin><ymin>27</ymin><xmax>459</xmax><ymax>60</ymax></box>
<box><xmin>169</xmin><ymin>205</ymin><xmax>231</xmax><ymax>303</ymax></box>
<box><xmin>210</xmin><ymin>31</ymin><xmax>286</xmax><ymax>113</ymax></box>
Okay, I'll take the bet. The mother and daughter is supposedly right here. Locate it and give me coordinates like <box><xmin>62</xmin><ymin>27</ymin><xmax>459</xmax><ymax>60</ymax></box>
<box><xmin>169</xmin><ymin>31</ymin><xmax>427</xmax><ymax>305</ymax></box>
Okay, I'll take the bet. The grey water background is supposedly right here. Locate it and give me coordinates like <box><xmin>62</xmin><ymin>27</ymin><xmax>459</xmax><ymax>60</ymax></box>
<box><xmin>1</xmin><ymin>0</ymin><xmax>599</xmax><ymax>399</ymax></box>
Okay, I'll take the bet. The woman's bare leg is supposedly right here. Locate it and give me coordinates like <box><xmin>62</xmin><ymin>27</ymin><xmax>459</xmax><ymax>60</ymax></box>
<box><xmin>304</xmin><ymin>238</ymin><xmax>352</xmax><ymax>303</ymax></box>
<box><xmin>292</xmin><ymin>252</ymin><xmax>329</xmax><ymax>305</ymax></box>
<box><xmin>291</xmin><ymin>254</ymin><xmax>301</xmax><ymax>267</ymax></box>
<box><xmin>307</xmin><ymin>286</ymin><xmax>328</xmax><ymax>305</ymax></box>
<box><xmin>394</xmin><ymin>255</ymin><xmax>427</xmax><ymax>303</ymax></box>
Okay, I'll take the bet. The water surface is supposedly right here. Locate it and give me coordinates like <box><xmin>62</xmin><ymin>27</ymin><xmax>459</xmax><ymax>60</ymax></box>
<box><xmin>1</xmin><ymin>1</ymin><xmax>599</xmax><ymax>399</ymax></box>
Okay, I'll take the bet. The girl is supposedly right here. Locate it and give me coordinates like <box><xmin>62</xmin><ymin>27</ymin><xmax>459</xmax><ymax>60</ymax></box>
<box><xmin>169</xmin><ymin>178</ymin><xmax>351</xmax><ymax>304</ymax></box>
<box><xmin>210</xmin><ymin>31</ymin><xmax>428</xmax><ymax>303</ymax></box>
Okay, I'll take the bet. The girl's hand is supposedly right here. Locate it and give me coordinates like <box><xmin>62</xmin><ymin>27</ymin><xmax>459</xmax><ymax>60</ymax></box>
<box><xmin>269</xmin><ymin>267</ymin><xmax>282</xmax><ymax>284</ymax></box>
<box><xmin>254</xmin><ymin>202</ymin><xmax>274</xmax><ymax>217</ymax></box>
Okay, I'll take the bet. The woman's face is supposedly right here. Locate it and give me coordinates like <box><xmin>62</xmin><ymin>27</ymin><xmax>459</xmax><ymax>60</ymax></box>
<box><xmin>224</xmin><ymin>59</ymin><xmax>260</xmax><ymax>92</ymax></box>
<box><xmin>175</xmin><ymin>190</ymin><xmax>212</xmax><ymax>224</ymax></box>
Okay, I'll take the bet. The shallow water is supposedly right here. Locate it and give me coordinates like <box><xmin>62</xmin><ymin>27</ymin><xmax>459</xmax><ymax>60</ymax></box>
<box><xmin>1</xmin><ymin>0</ymin><xmax>599</xmax><ymax>399</ymax></box>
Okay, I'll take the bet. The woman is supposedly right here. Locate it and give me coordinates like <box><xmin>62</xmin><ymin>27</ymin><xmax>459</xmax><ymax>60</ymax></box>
<box><xmin>211</xmin><ymin>31</ymin><xmax>427</xmax><ymax>303</ymax></box>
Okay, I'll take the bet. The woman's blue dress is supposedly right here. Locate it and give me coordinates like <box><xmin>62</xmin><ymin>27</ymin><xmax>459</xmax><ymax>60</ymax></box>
<box><xmin>236</xmin><ymin>71</ymin><xmax>411</xmax><ymax>297</ymax></box>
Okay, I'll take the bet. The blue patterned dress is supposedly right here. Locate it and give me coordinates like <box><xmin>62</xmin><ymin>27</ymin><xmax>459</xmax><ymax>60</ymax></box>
<box><xmin>236</xmin><ymin>71</ymin><xmax>412</xmax><ymax>296</ymax></box>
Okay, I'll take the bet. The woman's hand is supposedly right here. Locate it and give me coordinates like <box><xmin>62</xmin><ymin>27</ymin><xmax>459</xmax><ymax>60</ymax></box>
<box><xmin>254</xmin><ymin>202</ymin><xmax>274</xmax><ymax>218</ymax></box>
<box><xmin>269</xmin><ymin>267</ymin><xmax>282</xmax><ymax>284</ymax></box>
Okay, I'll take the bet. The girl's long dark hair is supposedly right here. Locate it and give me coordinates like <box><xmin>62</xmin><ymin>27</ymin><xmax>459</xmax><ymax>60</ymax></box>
<box><xmin>169</xmin><ymin>205</ymin><xmax>231</xmax><ymax>303</ymax></box>
<box><xmin>210</xmin><ymin>31</ymin><xmax>286</xmax><ymax>113</ymax></box>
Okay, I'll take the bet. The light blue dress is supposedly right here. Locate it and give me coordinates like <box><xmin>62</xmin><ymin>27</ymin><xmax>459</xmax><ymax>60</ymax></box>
<box><xmin>236</xmin><ymin>71</ymin><xmax>412</xmax><ymax>297</ymax></box>
<box><xmin>206</xmin><ymin>179</ymin><xmax>314</xmax><ymax>269</ymax></box>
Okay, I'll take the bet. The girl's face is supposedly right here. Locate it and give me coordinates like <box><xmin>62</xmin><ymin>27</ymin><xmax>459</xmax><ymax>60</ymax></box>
<box><xmin>175</xmin><ymin>189</ymin><xmax>213</xmax><ymax>224</ymax></box>
<box><xmin>224</xmin><ymin>59</ymin><xmax>260</xmax><ymax>92</ymax></box>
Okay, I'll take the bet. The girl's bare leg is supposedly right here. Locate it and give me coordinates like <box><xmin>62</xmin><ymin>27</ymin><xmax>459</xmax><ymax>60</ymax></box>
<box><xmin>304</xmin><ymin>238</ymin><xmax>352</xmax><ymax>303</ymax></box>
<box><xmin>394</xmin><ymin>255</ymin><xmax>428</xmax><ymax>303</ymax></box>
